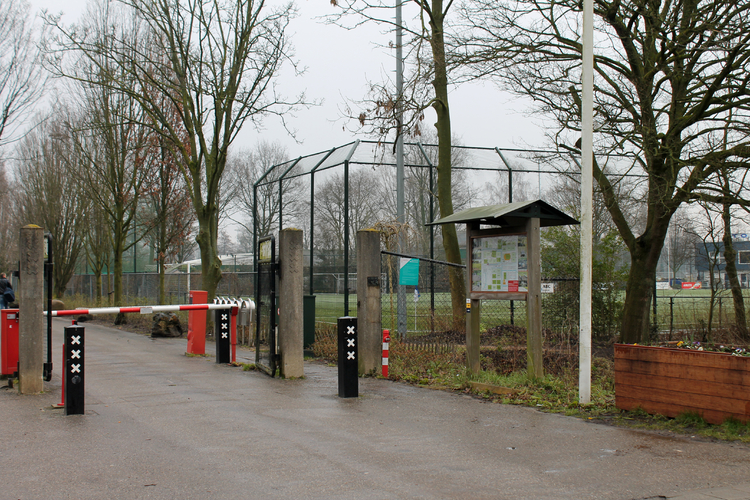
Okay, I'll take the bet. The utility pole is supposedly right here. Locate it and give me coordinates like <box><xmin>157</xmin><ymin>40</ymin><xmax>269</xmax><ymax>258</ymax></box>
<box><xmin>396</xmin><ymin>0</ymin><xmax>407</xmax><ymax>338</ymax></box>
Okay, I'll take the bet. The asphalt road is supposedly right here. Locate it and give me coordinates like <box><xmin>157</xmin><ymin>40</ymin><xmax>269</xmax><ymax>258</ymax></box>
<box><xmin>1</xmin><ymin>319</ymin><xmax>749</xmax><ymax>499</ymax></box>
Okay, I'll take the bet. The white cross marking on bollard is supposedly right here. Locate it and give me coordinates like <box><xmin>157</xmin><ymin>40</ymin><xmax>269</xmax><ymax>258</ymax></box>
<box><xmin>72</xmin><ymin>335</ymin><xmax>81</xmax><ymax>345</ymax></box>
<box><xmin>222</xmin><ymin>332</ymin><xmax>228</xmax><ymax>338</ymax></box>
<box><xmin>71</xmin><ymin>364</ymin><xmax>81</xmax><ymax>373</ymax></box>
<box><xmin>347</xmin><ymin>352</ymin><xmax>355</xmax><ymax>360</ymax></box>
<box><xmin>347</xmin><ymin>339</ymin><xmax>355</xmax><ymax>347</ymax></box>
<box><xmin>222</xmin><ymin>314</ymin><xmax>228</xmax><ymax>320</ymax></box>
<box><xmin>72</xmin><ymin>350</ymin><xmax>81</xmax><ymax>359</ymax></box>
<box><xmin>346</xmin><ymin>326</ymin><xmax>355</xmax><ymax>335</ymax></box>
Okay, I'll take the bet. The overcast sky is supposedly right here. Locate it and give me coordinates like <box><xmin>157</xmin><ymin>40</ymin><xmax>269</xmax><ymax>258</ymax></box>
<box><xmin>28</xmin><ymin>0</ymin><xmax>546</xmax><ymax>159</ymax></box>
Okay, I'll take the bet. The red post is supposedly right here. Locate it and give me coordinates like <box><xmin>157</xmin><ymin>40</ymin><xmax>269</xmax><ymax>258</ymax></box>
<box><xmin>382</xmin><ymin>329</ymin><xmax>390</xmax><ymax>378</ymax></box>
<box><xmin>187</xmin><ymin>291</ymin><xmax>207</xmax><ymax>355</ymax></box>
<box><xmin>0</xmin><ymin>309</ymin><xmax>20</xmax><ymax>377</ymax></box>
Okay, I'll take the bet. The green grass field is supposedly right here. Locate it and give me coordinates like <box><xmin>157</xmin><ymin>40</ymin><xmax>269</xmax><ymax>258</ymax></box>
<box><xmin>314</xmin><ymin>287</ymin><xmax>748</xmax><ymax>338</ymax></box>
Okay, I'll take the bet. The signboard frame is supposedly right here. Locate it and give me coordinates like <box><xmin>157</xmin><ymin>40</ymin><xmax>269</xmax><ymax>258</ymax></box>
<box><xmin>469</xmin><ymin>226</ymin><xmax>531</xmax><ymax>301</ymax></box>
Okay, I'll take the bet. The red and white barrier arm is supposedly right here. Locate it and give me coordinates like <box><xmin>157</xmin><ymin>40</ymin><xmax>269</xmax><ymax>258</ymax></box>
<box><xmin>44</xmin><ymin>303</ymin><xmax>243</xmax><ymax>317</ymax></box>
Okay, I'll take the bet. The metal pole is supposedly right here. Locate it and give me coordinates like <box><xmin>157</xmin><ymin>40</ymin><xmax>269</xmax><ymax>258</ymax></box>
<box><xmin>344</xmin><ymin>158</ymin><xmax>350</xmax><ymax>316</ymax></box>
<box><xmin>396</xmin><ymin>0</ymin><xmax>406</xmax><ymax>339</ymax></box>
<box><xmin>670</xmin><ymin>296</ymin><xmax>674</xmax><ymax>338</ymax></box>
<box><xmin>133</xmin><ymin>226</ymin><xmax>137</xmax><ymax>273</ymax></box>
<box><xmin>253</xmin><ymin>184</ymin><xmax>259</xmax><ymax>273</ymax></box>
<box><xmin>497</xmin><ymin>149</ymin><xmax>515</xmax><ymax>326</ymax></box>
<box><xmin>310</xmin><ymin>170</ymin><xmax>315</xmax><ymax>295</ymax></box>
<box><xmin>44</xmin><ymin>233</ymin><xmax>53</xmax><ymax>381</ymax></box>
<box><xmin>579</xmin><ymin>0</ymin><xmax>594</xmax><ymax>404</ymax></box>
<box><xmin>342</xmin><ymin>143</ymin><xmax>359</xmax><ymax>316</ymax></box>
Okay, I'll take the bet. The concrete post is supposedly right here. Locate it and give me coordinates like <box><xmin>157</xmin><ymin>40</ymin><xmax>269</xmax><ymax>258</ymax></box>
<box><xmin>19</xmin><ymin>225</ymin><xmax>44</xmax><ymax>394</ymax></box>
<box><xmin>356</xmin><ymin>229</ymin><xmax>381</xmax><ymax>375</ymax></box>
<box><xmin>278</xmin><ymin>228</ymin><xmax>304</xmax><ymax>378</ymax></box>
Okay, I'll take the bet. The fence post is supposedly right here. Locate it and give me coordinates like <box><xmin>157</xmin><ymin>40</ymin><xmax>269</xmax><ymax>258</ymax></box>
<box><xmin>278</xmin><ymin>228</ymin><xmax>304</xmax><ymax>378</ymax></box>
<box><xmin>669</xmin><ymin>296</ymin><xmax>674</xmax><ymax>339</ymax></box>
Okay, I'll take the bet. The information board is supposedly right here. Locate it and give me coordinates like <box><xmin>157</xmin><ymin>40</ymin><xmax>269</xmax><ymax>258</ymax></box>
<box><xmin>471</xmin><ymin>234</ymin><xmax>528</xmax><ymax>293</ymax></box>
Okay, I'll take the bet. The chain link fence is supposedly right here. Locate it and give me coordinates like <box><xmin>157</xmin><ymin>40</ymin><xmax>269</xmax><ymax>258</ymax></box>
<box><xmin>65</xmin><ymin>269</ymin><xmax>749</xmax><ymax>346</ymax></box>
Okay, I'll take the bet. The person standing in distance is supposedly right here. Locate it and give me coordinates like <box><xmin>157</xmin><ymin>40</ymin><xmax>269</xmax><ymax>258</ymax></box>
<box><xmin>0</xmin><ymin>273</ymin><xmax>12</xmax><ymax>309</ymax></box>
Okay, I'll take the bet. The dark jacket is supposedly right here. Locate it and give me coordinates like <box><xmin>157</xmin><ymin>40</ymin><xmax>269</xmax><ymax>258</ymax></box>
<box><xmin>0</xmin><ymin>278</ymin><xmax>11</xmax><ymax>295</ymax></box>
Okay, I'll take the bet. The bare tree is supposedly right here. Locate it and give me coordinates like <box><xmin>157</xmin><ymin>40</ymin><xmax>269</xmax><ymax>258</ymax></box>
<box><xmin>228</xmin><ymin>141</ymin><xmax>305</xmax><ymax>247</ymax></box>
<box><xmin>693</xmin><ymin>203</ymin><xmax>728</xmax><ymax>342</ymax></box>
<box><xmin>83</xmin><ymin>196</ymin><xmax>112</xmax><ymax>306</ymax></box>
<box><xmin>0</xmin><ymin>0</ymin><xmax>48</xmax><ymax>145</ymax></box>
<box><xmin>14</xmin><ymin>108</ymin><xmax>87</xmax><ymax>297</ymax></box>
<box><xmin>664</xmin><ymin>210</ymin><xmax>699</xmax><ymax>285</ymax></box>
<box><xmin>139</xmin><ymin>124</ymin><xmax>196</xmax><ymax>304</ymax></box>
<box><xmin>0</xmin><ymin>157</ymin><xmax>15</xmax><ymax>272</ymax></box>
<box><xmin>457</xmin><ymin>0</ymin><xmax>750</xmax><ymax>343</ymax></box>
<box><xmin>61</xmin><ymin>6</ymin><xmax>154</xmax><ymax>312</ymax></box>
<box><xmin>45</xmin><ymin>0</ymin><xmax>305</xmax><ymax>302</ymax></box>
<box><xmin>316</xmin><ymin>169</ymin><xmax>384</xmax><ymax>252</ymax></box>
<box><xmin>377</xmin><ymin>135</ymin><xmax>476</xmax><ymax>256</ymax></box>
<box><xmin>332</xmin><ymin>0</ymin><xmax>466</xmax><ymax>321</ymax></box>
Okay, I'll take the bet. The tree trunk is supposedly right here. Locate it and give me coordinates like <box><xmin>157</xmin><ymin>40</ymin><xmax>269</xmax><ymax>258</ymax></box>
<box><xmin>113</xmin><ymin>229</ymin><xmax>126</xmax><ymax>324</ymax></box>
<box><xmin>95</xmin><ymin>271</ymin><xmax>102</xmax><ymax>306</ymax></box>
<box><xmin>430</xmin><ymin>0</ymin><xmax>466</xmax><ymax>325</ymax></box>
<box><xmin>620</xmin><ymin>232</ymin><xmax>667</xmax><ymax>344</ymax></box>
<box><xmin>159</xmin><ymin>213</ymin><xmax>167</xmax><ymax>304</ymax></box>
<box><xmin>722</xmin><ymin>201</ymin><xmax>747</xmax><ymax>338</ymax></box>
<box><xmin>195</xmin><ymin>212</ymin><xmax>222</xmax><ymax>304</ymax></box>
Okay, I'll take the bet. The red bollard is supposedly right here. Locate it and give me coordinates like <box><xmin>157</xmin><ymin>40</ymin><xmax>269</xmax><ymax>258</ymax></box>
<box><xmin>382</xmin><ymin>329</ymin><xmax>390</xmax><ymax>378</ymax></box>
<box><xmin>187</xmin><ymin>291</ymin><xmax>207</xmax><ymax>355</ymax></box>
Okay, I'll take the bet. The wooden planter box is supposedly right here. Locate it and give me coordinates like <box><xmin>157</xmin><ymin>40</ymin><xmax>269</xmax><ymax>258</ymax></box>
<box><xmin>614</xmin><ymin>344</ymin><xmax>750</xmax><ymax>425</ymax></box>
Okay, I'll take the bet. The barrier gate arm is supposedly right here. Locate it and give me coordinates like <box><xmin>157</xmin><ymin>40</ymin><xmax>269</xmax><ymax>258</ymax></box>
<box><xmin>44</xmin><ymin>302</ymin><xmax>253</xmax><ymax>317</ymax></box>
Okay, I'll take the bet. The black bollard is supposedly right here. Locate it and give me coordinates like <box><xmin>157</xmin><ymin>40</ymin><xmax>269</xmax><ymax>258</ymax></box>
<box><xmin>64</xmin><ymin>323</ymin><xmax>85</xmax><ymax>415</ymax></box>
<box><xmin>215</xmin><ymin>309</ymin><xmax>231</xmax><ymax>364</ymax></box>
<box><xmin>337</xmin><ymin>317</ymin><xmax>358</xmax><ymax>398</ymax></box>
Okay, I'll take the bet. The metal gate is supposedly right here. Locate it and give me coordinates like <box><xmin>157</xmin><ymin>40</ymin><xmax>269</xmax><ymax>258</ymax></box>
<box><xmin>255</xmin><ymin>236</ymin><xmax>278</xmax><ymax>376</ymax></box>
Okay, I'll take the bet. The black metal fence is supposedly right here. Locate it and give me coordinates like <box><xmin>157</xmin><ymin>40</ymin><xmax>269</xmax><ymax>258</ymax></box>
<box><xmin>653</xmin><ymin>293</ymin><xmax>746</xmax><ymax>338</ymax></box>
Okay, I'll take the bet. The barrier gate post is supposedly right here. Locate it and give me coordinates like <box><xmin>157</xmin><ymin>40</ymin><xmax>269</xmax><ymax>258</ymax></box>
<box><xmin>64</xmin><ymin>323</ymin><xmax>85</xmax><ymax>415</ymax></box>
<box><xmin>337</xmin><ymin>316</ymin><xmax>358</xmax><ymax>398</ymax></box>
<box><xmin>187</xmin><ymin>290</ymin><xmax>207</xmax><ymax>355</ymax></box>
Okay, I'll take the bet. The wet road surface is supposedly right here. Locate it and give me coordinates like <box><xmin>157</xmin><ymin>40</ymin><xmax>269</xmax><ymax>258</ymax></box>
<box><xmin>1</xmin><ymin>319</ymin><xmax>749</xmax><ymax>499</ymax></box>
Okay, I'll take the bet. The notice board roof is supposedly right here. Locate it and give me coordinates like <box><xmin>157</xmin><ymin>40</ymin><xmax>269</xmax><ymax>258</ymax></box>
<box><xmin>428</xmin><ymin>200</ymin><xmax>579</xmax><ymax>228</ymax></box>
